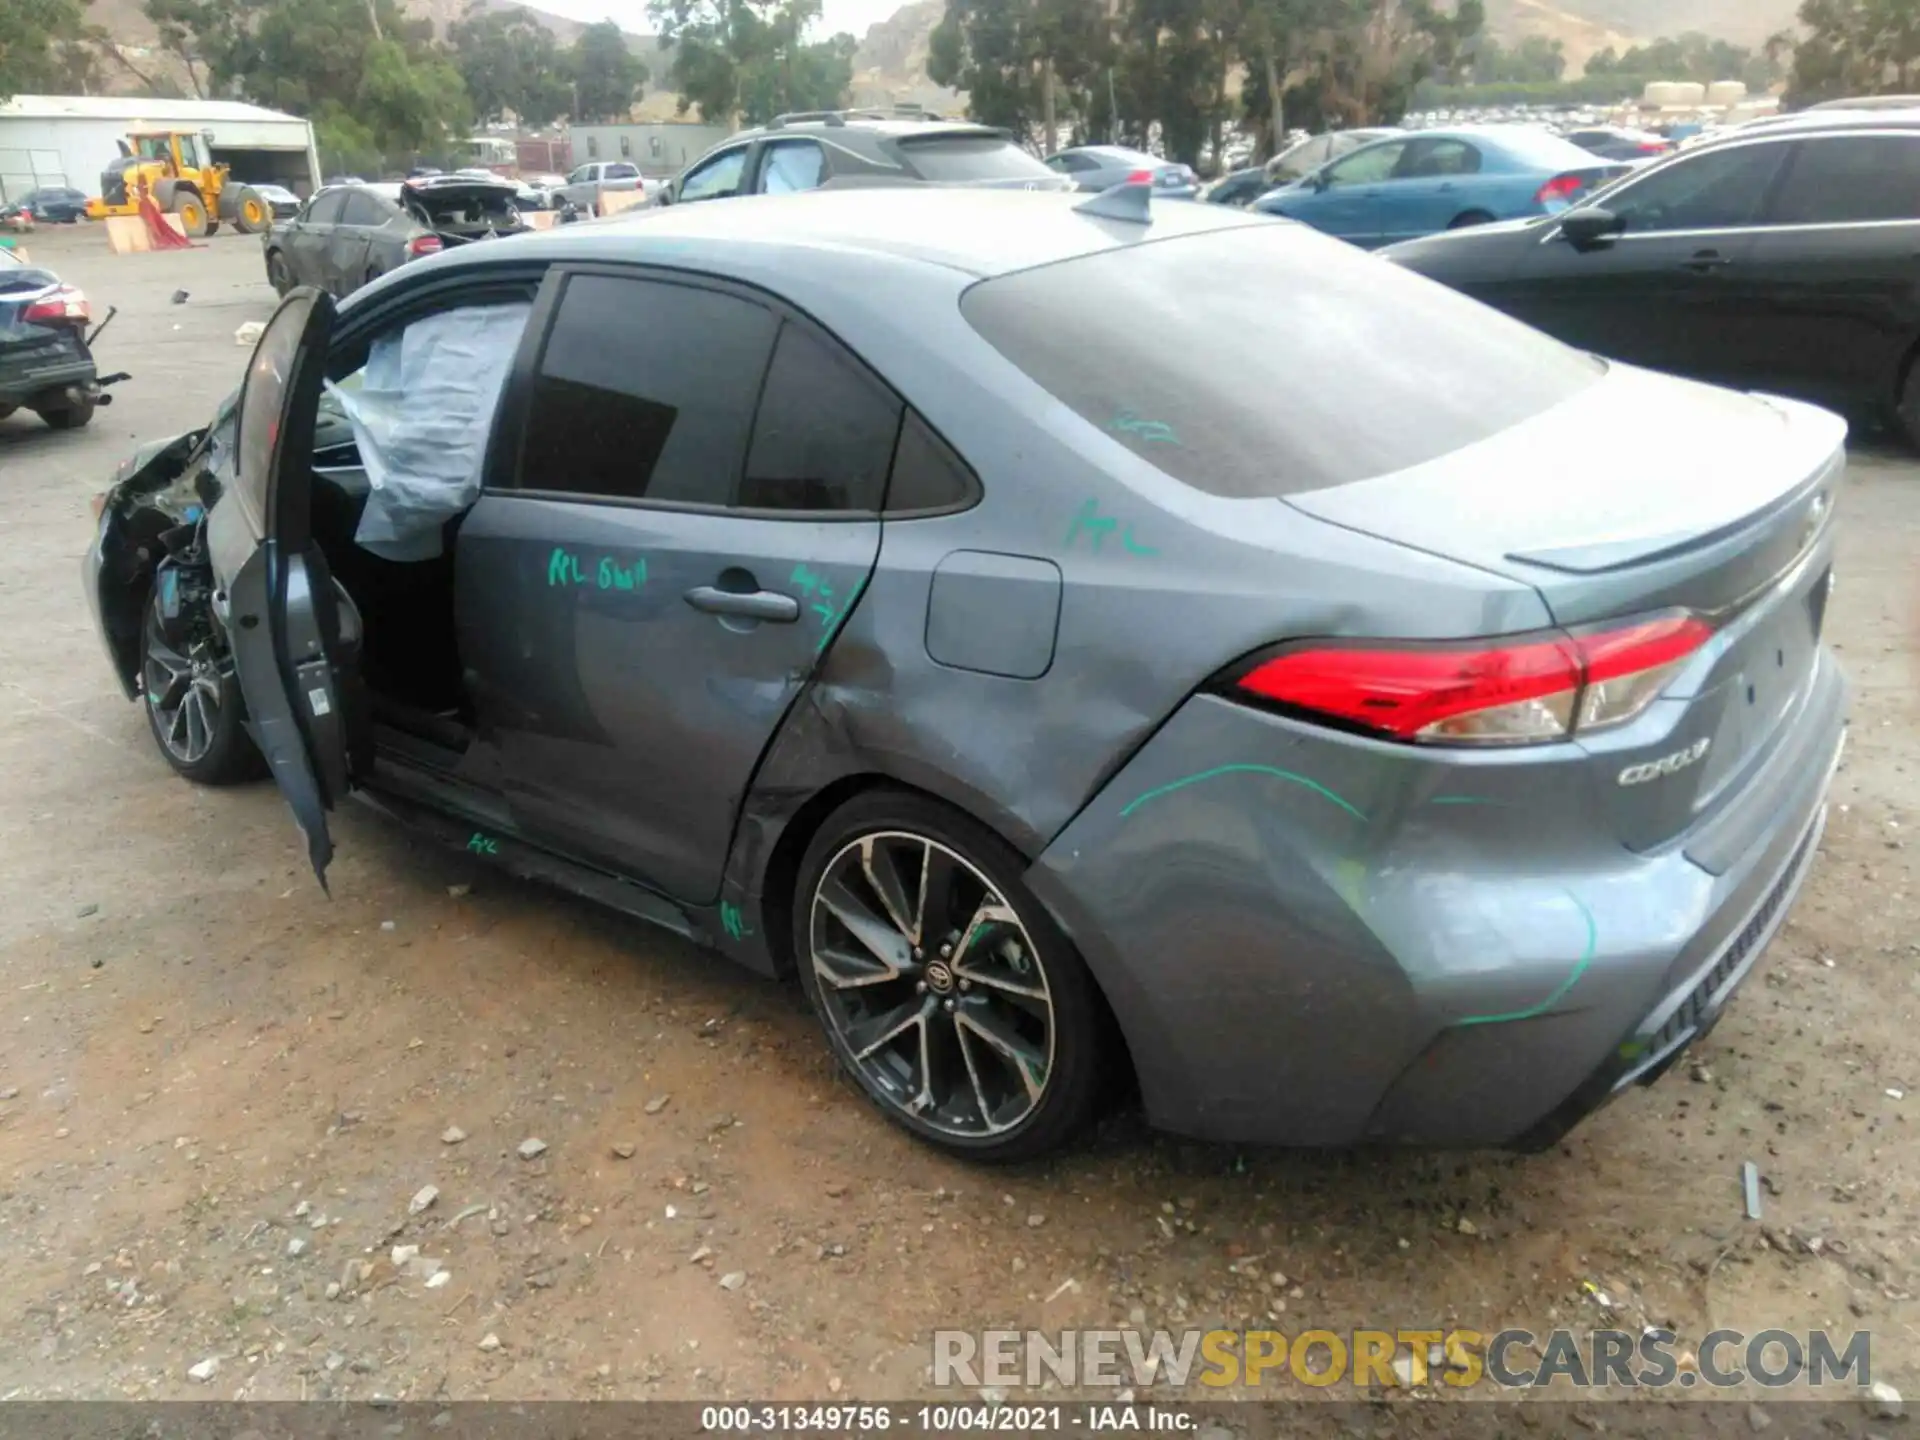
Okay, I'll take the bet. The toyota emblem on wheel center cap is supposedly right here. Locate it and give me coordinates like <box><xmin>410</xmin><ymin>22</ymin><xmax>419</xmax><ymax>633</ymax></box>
<box><xmin>924</xmin><ymin>960</ymin><xmax>956</xmax><ymax>994</ymax></box>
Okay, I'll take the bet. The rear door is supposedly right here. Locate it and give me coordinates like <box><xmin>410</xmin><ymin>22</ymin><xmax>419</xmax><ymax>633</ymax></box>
<box><xmin>332</xmin><ymin>190</ymin><xmax>389</xmax><ymax>292</ymax></box>
<box><xmin>287</xmin><ymin>190</ymin><xmax>347</xmax><ymax>289</ymax></box>
<box><xmin>202</xmin><ymin>287</ymin><xmax>358</xmax><ymax>887</ymax></box>
<box><xmin>1492</xmin><ymin>138</ymin><xmax>1792</xmax><ymax>384</ymax></box>
<box><xmin>1732</xmin><ymin>131</ymin><xmax>1920</xmax><ymax>407</ymax></box>
<box><xmin>1379</xmin><ymin>136</ymin><xmax>1483</xmax><ymax>243</ymax></box>
<box><xmin>457</xmin><ymin>266</ymin><xmax>897</xmax><ymax>903</ymax></box>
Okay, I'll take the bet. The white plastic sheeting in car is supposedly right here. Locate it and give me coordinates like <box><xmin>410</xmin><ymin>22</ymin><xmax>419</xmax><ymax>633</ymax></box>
<box><xmin>324</xmin><ymin>301</ymin><xmax>533</xmax><ymax>561</ymax></box>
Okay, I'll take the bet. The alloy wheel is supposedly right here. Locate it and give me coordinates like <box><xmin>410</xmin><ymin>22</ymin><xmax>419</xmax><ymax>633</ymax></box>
<box><xmin>808</xmin><ymin>831</ymin><xmax>1055</xmax><ymax>1139</ymax></box>
<box><xmin>143</xmin><ymin>607</ymin><xmax>225</xmax><ymax>767</ymax></box>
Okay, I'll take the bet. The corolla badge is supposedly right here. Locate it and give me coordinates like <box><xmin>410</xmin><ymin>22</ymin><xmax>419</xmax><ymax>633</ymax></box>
<box><xmin>1619</xmin><ymin>738</ymin><xmax>1711</xmax><ymax>788</ymax></box>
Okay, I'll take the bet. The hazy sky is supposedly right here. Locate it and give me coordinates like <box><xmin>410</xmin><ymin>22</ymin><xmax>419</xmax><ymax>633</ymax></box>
<box><xmin>533</xmin><ymin>0</ymin><xmax>903</xmax><ymax>43</ymax></box>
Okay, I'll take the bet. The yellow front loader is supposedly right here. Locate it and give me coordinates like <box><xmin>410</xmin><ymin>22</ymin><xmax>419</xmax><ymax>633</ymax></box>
<box><xmin>85</xmin><ymin>130</ymin><xmax>272</xmax><ymax>237</ymax></box>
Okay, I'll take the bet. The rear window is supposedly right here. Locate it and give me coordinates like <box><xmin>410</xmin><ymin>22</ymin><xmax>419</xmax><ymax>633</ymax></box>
<box><xmin>960</xmin><ymin>225</ymin><xmax>1604</xmax><ymax>497</ymax></box>
<box><xmin>897</xmin><ymin>135</ymin><xmax>1056</xmax><ymax>183</ymax></box>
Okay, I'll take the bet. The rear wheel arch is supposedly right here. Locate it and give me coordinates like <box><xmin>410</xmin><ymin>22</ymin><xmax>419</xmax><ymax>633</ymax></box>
<box><xmin>752</xmin><ymin>772</ymin><xmax>1140</xmax><ymax>1070</ymax></box>
<box><xmin>1893</xmin><ymin>333</ymin><xmax>1920</xmax><ymax>450</ymax></box>
<box><xmin>1449</xmin><ymin>208</ymin><xmax>1495</xmax><ymax>229</ymax></box>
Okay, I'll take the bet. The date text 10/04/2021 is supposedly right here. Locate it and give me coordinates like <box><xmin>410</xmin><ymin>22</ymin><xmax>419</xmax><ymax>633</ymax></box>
<box><xmin>700</xmin><ymin>1405</ymin><xmax>1195</xmax><ymax>1432</ymax></box>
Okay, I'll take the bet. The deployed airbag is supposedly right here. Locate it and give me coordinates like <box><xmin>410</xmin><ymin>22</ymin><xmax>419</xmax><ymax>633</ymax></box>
<box><xmin>325</xmin><ymin>302</ymin><xmax>532</xmax><ymax>561</ymax></box>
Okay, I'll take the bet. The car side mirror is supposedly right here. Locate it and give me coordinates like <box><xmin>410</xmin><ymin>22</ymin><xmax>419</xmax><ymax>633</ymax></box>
<box><xmin>1307</xmin><ymin>171</ymin><xmax>1331</xmax><ymax>192</ymax></box>
<box><xmin>1561</xmin><ymin>208</ymin><xmax>1623</xmax><ymax>251</ymax></box>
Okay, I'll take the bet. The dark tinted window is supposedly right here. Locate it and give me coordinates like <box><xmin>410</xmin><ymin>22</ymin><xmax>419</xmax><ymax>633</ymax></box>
<box><xmin>896</xmin><ymin>135</ymin><xmax>1055</xmax><ymax>182</ymax></box>
<box><xmin>1768</xmin><ymin>134</ymin><xmax>1920</xmax><ymax>224</ymax></box>
<box><xmin>739</xmin><ymin>324</ymin><xmax>902</xmax><ymax>511</ymax></box>
<box><xmin>340</xmin><ymin>191</ymin><xmax>389</xmax><ymax>226</ymax></box>
<box><xmin>606</xmin><ymin>162</ymin><xmax>640</xmax><ymax>179</ymax></box>
<box><xmin>962</xmin><ymin>225</ymin><xmax>1602</xmax><ymax>497</ymax></box>
<box><xmin>886</xmin><ymin>412</ymin><xmax>979</xmax><ymax>513</ymax></box>
<box><xmin>306</xmin><ymin>191</ymin><xmax>348</xmax><ymax>224</ymax></box>
<box><xmin>520</xmin><ymin>275</ymin><xmax>778</xmax><ymax>504</ymax></box>
<box><xmin>1605</xmin><ymin>142</ymin><xmax>1787</xmax><ymax>232</ymax></box>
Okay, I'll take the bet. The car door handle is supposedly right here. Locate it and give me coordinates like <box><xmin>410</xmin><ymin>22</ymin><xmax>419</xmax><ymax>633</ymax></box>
<box><xmin>683</xmin><ymin>586</ymin><xmax>800</xmax><ymax>623</ymax></box>
<box><xmin>1681</xmin><ymin>250</ymin><xmax>1731</xmax><ymax>273</ymax></box>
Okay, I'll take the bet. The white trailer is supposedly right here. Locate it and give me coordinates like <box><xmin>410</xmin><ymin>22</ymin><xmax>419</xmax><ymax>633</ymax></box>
<box><xmin>0</xmin><ymin>94</ymin><xmax>321</xmax><ymax>206</ymax></box>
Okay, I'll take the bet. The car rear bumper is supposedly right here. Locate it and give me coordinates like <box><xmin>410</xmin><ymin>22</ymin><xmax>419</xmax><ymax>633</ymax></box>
<box><xmin>1024</xmin><ymin>649</ymin><xmax>1848</xmax><ymax>1149</ymax></box>
<box><xmin>0</xmin><ymin>351</ymin><xmax>95</xmax><ymax>408</ymax></box>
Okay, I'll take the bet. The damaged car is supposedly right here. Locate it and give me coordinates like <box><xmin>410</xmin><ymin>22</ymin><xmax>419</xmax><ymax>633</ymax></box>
<box><xmin>1</xmin><ymin>246</ymin><xmax>115</xmax><ymax>429</ymax></box>
<box><xmin>87</xmin><ymin>188</ymin><xmax>1846</xmax><ymax>1162</ymax></box>
<box><xmin>263</xmin><ymin>175</ymin><xmax>527</xmax><ymax>298</ymax></box>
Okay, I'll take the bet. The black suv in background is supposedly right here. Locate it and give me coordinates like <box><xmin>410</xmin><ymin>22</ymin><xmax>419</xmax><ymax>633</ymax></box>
<box><xmin>659</xmin><ymin>111</ymin><xmax>1073</xmax><ymax>205</ymax></box>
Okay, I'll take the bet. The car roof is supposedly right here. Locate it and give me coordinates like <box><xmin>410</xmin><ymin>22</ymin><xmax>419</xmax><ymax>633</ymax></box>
<box><xmin>1060</xmin><ymin>144</ymin><xmax>1161</xmax><ymax>163</ymax></box>
<box><xmin>735</xmin><ymin>115</ymin><xmax>1003</xmax><ymax>143</ymax></box>
<box><xmin>1710</xmin><ymin>109</ymin><xmax>1920</xmax><ymax>139</ymax></box>
<box><xmin>454</xmin><ymin>185</ymin><xmax>1267</xmax><ymax>282</ymax></box>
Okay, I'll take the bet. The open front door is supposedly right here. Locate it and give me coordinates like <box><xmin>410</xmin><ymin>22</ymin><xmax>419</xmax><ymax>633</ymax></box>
<box><xmin>204</xmin><ymin>286</ymin><xmax>354</xmax><ymax>889</ymax></box>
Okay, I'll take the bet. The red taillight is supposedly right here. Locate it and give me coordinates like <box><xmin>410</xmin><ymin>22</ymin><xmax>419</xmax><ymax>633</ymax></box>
<box><xmin>1232</xmin><ymin>613</ymin><xmax>1713</xmax><ymax>747</ymax></box>
<box><xmin>1534</xmin><ymin>173</ymin><xmax>1586</xmax><ymax>206</ymax></box>
<box><xmin>23</xmin><ymin>284</ymin><xmax>89</xmax><ymax>326</ymax></box>
<box><xmin>1638</xmin><ymin>142</ymin><xmax>1670</xmax><ymax>154</ymax></box>
<box><xmin>1126</xmin><ymin>169</ymin><xmax>1154</xmax><ymax>184</ymax></box>
<box><xmin>407</xmin><ymin>234</ymin><xmax>444</xmax><ymax>258</ymax></box>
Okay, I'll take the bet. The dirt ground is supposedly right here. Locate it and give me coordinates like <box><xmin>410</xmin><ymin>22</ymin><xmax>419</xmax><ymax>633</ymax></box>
<box><xmin>0</xmin><ymin>225</ymin><xmax>1916</xmax><ymax>1413</ymax></box>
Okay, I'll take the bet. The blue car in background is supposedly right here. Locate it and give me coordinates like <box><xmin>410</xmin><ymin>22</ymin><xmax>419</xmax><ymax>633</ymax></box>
<box><xmin>1256</xmin><ymin>127</ymin><xmax>1630</xmax><ymax>248</ymax></box>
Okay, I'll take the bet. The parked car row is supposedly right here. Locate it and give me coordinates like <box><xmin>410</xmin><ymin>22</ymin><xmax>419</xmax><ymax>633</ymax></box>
<box><xmin>262</xmin><ymin>174</ymin><xmax>529</xmax><ymax>298</ymax></box>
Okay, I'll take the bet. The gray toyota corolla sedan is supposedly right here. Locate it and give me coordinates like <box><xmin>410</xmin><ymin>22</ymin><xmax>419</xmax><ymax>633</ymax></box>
<box><xmin>82</xmin><ymin>186</ymin><xmax>1847</xmax><ymax>1162</ymax></box>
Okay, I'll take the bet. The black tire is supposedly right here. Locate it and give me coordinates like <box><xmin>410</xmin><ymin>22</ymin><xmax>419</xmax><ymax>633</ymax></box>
<box><xmin>233</xmin><ymin>186</ymin><xmax>269</xmax><ymax>234</ymax></box>
<box><xmin>792</xmin><ymin>789</ymin><xmax>1109</xmax><ymax>1163</ymax></box>
<box><xmin>266</xmin><ymin>249</ymin><xmax>291</xmax><ymax>295</ymax></box>
<box><xmin>1896</xmin><ymin>348</ymin><xmax>1920</xmax><ymax>453</ymax></box>
<box><xmin>1449</xmin><ymin>209</ymin><xmax>1495</xmax><ymax>229</ymax></box>
<box><xmin>39</xmin><ymin>398</ymin><xmax>94</xmax><ymax>429</ymax></box>
<box><xmin>138</xmin><ymin>583</ymin><xmax>265</xmax><ymax>785</ymax></box>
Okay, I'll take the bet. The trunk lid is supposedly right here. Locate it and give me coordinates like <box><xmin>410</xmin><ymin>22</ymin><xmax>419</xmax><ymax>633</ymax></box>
<box><xmin>402</xmin><ymin>178</ymin><xmax>528</xmax><ymax>242</ymax></box>
<box><xmin>1287</xmin><ymin>365</ymin><xmax>1846</xmax><ymax>851</ymax></box>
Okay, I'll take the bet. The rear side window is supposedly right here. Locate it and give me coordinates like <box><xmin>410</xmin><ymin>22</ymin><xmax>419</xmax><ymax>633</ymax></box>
<box><xmin>1399</xmin><ymin>138</ymin><xmax>1480</xmax><ymax>177</ymax></box>
<box><xmin>606</xmin><ymin>163</ymin><xmax>640</xmax><ymax>179</ymax></box>
<box><xmin>341</xmin><ymin>191</ymin><xmax>389</xmax><ymax>226</ymax></box>
<box><xmin>1768</xmin><ymin>135</ymin><xmax>1920</xmax><ymax>225</ymax></box>
<box><xmin>1606</xmin><ymin>142</ymin><xmax>1788</xmax><ymax>233</ymax></box>
<box><xmin>739</xmin><ymin>323</ymin><xmax>902</xmax><ymax>512</ymax></box>
<box><xmin>519</xmin><ymin>274</ymin><xmax>778</xmax><ymax>505</ymax></box>
<box><xmin>897</xmin><ymin>135</ymin><xmax>1055</xmax><ymax>183</ymax></box>
<box><xmin>886</xmin><ymin>412</ymin><xmax>979</xmax><ymax>513</ymax></box>
<box><xmin>307</xmin><ymin>191</ymin><xmax>348</xmax><ymax>224</ymax></box>
<box><xmin>758</xmin><ymin>141</ymin><xmax>827</xmax><ymax>195</ymax></box>
<box><xmin>961</xmin><ymin>225</ymin><xmax>1603</xmax><ymax>497</ymax></box>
